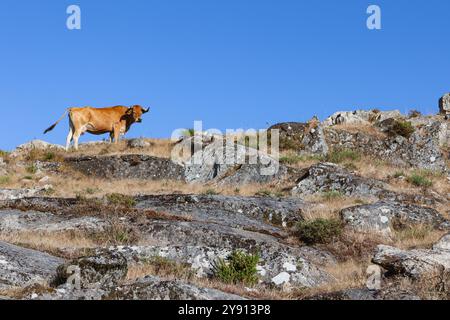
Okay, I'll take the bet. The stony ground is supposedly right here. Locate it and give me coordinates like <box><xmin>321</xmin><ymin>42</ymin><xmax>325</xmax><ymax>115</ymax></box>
<box><xmin>0</xmin><ymin>109</ymin><xmax>449</xmax><ymax>300</ymax></box>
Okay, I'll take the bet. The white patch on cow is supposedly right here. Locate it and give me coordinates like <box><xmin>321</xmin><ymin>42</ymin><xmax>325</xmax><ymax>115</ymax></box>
<box><xmin>272</xmin><ymin>272</ymin><xmax>290</xmax><ymax>285</ymax></box>
<box><xmin>283</xmin><ymin>262</ymin><xmax>297</xmax><ymax>272</ymax></box>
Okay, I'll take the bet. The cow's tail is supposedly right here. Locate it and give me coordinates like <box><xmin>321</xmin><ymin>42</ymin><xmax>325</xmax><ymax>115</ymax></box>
<box><xmin>44</xmin><ymin>109</ymin><xmax>70</xmax><ymax>134</ymax></box>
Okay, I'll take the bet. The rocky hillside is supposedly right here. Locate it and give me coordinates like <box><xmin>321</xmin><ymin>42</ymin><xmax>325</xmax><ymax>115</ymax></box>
<box><xmin>0</xmin><ymin>107</ymin><xmax>448</xmax><ymax>300</ymax></box>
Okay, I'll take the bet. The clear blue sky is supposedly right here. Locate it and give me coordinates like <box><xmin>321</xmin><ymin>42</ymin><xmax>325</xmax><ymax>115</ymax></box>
<box><xmin>1</xmin><ymin>0</ymin><xmax>449</xmax><ymax>150</ymax></box>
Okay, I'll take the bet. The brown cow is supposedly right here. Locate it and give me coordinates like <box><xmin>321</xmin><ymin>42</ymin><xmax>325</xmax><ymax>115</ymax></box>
<box><xmin>44</xmin><ymin>105</ymin><xmax>150</xmax><ymax>150</ymax></box>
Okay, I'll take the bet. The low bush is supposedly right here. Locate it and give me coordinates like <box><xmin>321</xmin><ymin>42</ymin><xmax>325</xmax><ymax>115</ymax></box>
<box><xmin>214</xmin><ymin>250</ymin><xmax>260</xmax><ymax>286</ymax></box>
<box><xmin>296</xmin><ymin>218</ymin><xmax>343</xmax><ymax>244</ymax></box>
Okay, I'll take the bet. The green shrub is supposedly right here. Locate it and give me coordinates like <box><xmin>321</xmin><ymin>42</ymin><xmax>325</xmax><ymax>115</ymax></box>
<box><xmin>202</xmin><ymin>189</ymin><xmax>219</xmax><ymax>196</ymax></box>
<box><xmin>0</xmin><ymin>150</ymin><xmax>9</xmax><ymax>158</ymax></box>
<box><xmin>26</xmin><ymin>165</ymin><xmax>38</xmax><ymax>174</ymax></box>
<box><xmin>214</xmin><ymin>251</ymin><xmax>260</xmax><ymax>286</ymax></box>
<box><xmin>407</xmin><ymin>173</ymin><xmax>432</xmax><ymax>188</ymax></box>
<box><xmin>393</xmin><ymin>171</ymin><xmax>405</xmax><ymax>178</ymax></box>
<box><xmin>327</xmin><ymin>149</ymin><xmax>360</xmax><ymax>164</ymax></box>
<box><xmin>389</xmin><ymin>120</ymin><xmax>415</xmax><ymax>138</ymax></box>
<box><xmin>295</xmin><ymin>218</ymin><xmax>343</xmax><ymax>244</ymax></box>
<box><xmin>0</xmin><ymin>176</ymin><xmax>10</xmax><ymax>185</ymax></box>
<box><xmin>322</xmin><ymin>190</ymin><xmax>343</xmax><ymax>201</ymax></box>
<box><xmin>105</xmin><ymin>193</ymin><xmax>136</xmax><ymax>207</ymax></box>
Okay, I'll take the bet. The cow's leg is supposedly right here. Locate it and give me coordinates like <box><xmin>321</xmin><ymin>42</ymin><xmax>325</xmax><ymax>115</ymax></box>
<box><xmin>73</xmin><ymin>129</ymin><xmax>82</xmax><ymax>150</ymax></box>
<box><xmin>65</xmin><ymin>128</ymin><xmax>74</xmax><ymax>151</ymax></box>
<box><xmin>113</xmin><ymin>124</ymin><xmax>121</xmax><ymax>144</ymax></box>
<box><xmin>109</xmin><ymin>132</ymin><xmax>114</xmax><ymax>143</ymax></box>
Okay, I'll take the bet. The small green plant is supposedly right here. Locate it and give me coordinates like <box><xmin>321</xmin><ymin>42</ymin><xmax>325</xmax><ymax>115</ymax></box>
<box><xmin>234</xmin><ymin>188</ymin><xmax>241</xmax><ymax>194</ymax></box>
<box><xmin>0</xmin><ymin>176</ymin><xmax>10</xmax><ymax>185</ymax></box>
<box><xmin>0</xmin><ymin>150</ymin><xmax>9</xmax><ymax>158</ymax></box>
<box><xmin>85</xmin><ymin>187</ymin><xmax>99</xmax><ymax>195</ymax></box>
<box><xmin>296</xmin><ymin>218</ymin><xmax>343</xmax><ymax>244</ymax></box>
<box><xmin>43</xmin><ymin>152</ymin><xmax>55</xmax><ymax>161</ymax></box>
<box><xmin>256</xmin><ymin>189</ymin><xmax>272</xmax><ymax>197</ymax></box>
<box><xmin>105</xmin><ymin>193</ymin><xmax>136</xmax><ymax>207</ymax></box>
<box><xmin>26</xmin><ymin>165</ymin><xmax>38</xmax><ymax>174</ymax></box>
<box><xmin>407</xmin><ymin>173</ymin><xmax>432</xmax><ymax>188</ymax></box>
<box><xmin>214</xmin><ymin>251</ymin><xmax>260</xmax><ymax>286</ymax></box>
<box><xmin>23</xmin><ymin>175</ymin><xmax>34</xmax><ymax>180</ymax></box>
<box><xmin>182</xmin><ymin>128</ymin><xmax>195</xmax><ymax>137</ymax></box>
<box><xmin>202</xmin><ymin>189</ymin><xmax>219</xmax><ymax>196</ymax></box>
<box><xmin>322</xmin><ymin>190</ymin><xmax>343</xmax><ymax>201</ymax></box>
<box><xmin>389</xmin><ymin>120</ymin><xmax>415</xmax><ymax>139</ymax></box>
<box><xmin>393</xmin><ymin>171</ymin><xmax>406</xmax><ymax>178</ymax></box>
<box><xmin>326</xmin><ymin>149</ymin><xmax>360</xmax><ymax>164</ymax></box>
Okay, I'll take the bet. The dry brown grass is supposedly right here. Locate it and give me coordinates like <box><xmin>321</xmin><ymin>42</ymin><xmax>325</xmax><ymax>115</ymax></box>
<box><xmin>392</xmin><ymin>225</ymin><xmax>446</xmax><ymax>250</ymax></box>
<box><xmin>295</xmin><ymin>259</ymin><xmax>369</xmax><ymax>298</ymax></box>
<box><xmin>66</xmin><ymin>138</ymin><xmax>174</xmax><ymax>158</ymax></box>
<box><xmin>0</xmin><ymin>231</ymin><xmax>97</xmax><ymax>258</ymax></box>
<box><xmin>302</xmin><ymin>195</ymin><xmax>373</xmax><ymax>221</ymax></box>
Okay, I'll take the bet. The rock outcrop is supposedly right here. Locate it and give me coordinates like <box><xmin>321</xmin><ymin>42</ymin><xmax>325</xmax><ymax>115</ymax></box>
<box><xmin>0</xmin><ymin>209</ymin><xmax>106</xmax><ymax>234</ymax></box>
<box><xmin>440</xmin><ymin>93</ymin><xmax>450</xmax><ymax>116</ymax></box>
<box><xmin>111</xmin><ymin>245</ymin><xmax>333</xmax><ymax>288</ymax></box>
<box><xmin>292</xmin><ymin>163</ymin><xmax>441</xmax><ymax>205</ymax></box>
<box><xmin>0</xmin><ymin>241</ymin><xmax>64</xmax><ymax>289</ymax></box>
<box><xmin>0</xmin><ymin>186</ymin><xmax>53</xmax><ymax>201</ymax></box>
<box><xmin>268</xmin><ymin>120</ymin><xmax>328</xmax><ymax>156</ymax></box>
<box><xmin>372</xmin><ymin>234</ymin><xmax>450</xmax><ymax>279</ymax></box>
<box><xmin>65</xmin><ymin>155</ymin><xmax>185</xmax><ymax>180</ymax></box>
<box><xmin>183</xmin><ymin>138</ymin><xmax>291</xmax><ymax>185</ymax></box>
<box><xmin>322</xmin><ymin>110</ymin><xmax>402</xmax><ymax>127</ymax></box>
<box><xmin>341</xmin><ymin>202</ymin><xmax>450</xmax><ymax>236</ymax></box>
<box><xmin>10</xmin><ymin>140</ymin><xmax>64</xmax><ymax>158</ymax></box>
<box><xmin>292</xmin><ymin>163</ymin><xmax>386</xmax><ymax>198</ymax></box>
<box><xmin>54</xmin><ymin>250</ymin><xmax>128</xmax><ymax>289</ymax></box>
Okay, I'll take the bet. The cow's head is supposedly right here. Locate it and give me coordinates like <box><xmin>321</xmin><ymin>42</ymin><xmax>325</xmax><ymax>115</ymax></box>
<box><xmin>126</xmin><ymin>105</ymin><xmax>150</xmax><ymax>123</ymax></box>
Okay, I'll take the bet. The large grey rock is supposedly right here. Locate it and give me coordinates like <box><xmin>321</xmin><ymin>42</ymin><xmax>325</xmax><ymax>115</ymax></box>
<box><xmin>65</xmin><ymin>154</ymin><xmax>185</xmax><ymax>180</ymax></box>
<box><xmin>0</xmin><ymin>209</ymin><xmax>106</xmax><ymax>234</ymax></box>
<box><xmin>112</xmin><ymin>276</ymin><xmax>246</xmax><ymax>300</ymax></box>
<box><xmin>292</xmin><ymin>163</ymin><xmax>441</xmax><ymax>205</ymax></box>
<box><xmin>10</xmin><ymin>140</ymin><xmax>64</xmax><ymax>158</ymax></box>
<box><xmin>112</xmin><ymin>245</ymin><xmax>333</xmax><ymax>288</ymax></box>
<box><xmin>341</xmin><ymin>202</ymin><xmax>450</xmax><ymax>236</ymax></box>
<box><xmin>307</xmin><ymin>287</ymin><xmax>420</xmax><ymax>300</ymax></box>
<box><xmin>292</xmin><ymin>163</ymin><xmax>386</xmax><ymax>198</ymax></box>
<box><xmin>54</xmin><ymin>249</ymin><xmax>128</xmax><ymax>289</ymax></box>
<box><xmin>268</xmin><ymin>120</ymin><xmax>329</xmax><ymax>156</ymax></box>
<box><xmin>0</xmin><ymin>186</ymin><xmax>52</xmax><ymax>201</ymax></box>
<box><xmin>30</xmin><ymin>276</ymin><xmax>245</xmax><ymax>300</ymax></box>
<box><xmin>127</xmin><ymin>138</ymin><xmax>151</xmax><ymax>149</ymax></box>
<box><xmin>0</xmin><ymin>241</ymin><xmax>64</xmax><ymax>289</ymax></box>
<box><xmin>325</xmin><ymin>119</ymin><xmax>448</xmax><ymax>172</ymax></box>
<box><xmin>184</xmin><ymin>139</ymin><xmax>290</xmax><ymax>185</ymax></box>
<box><xmin>135</xmin><ymin>194</ymin><xmax>306</xmax><ymax>229</ymax></box>
<box><xmin>439</xmin><ymin>93</ymin><xmax>450</xmax><ymax>115</ymax></box>
<box><xmin>322</xmin><ymin>110</ymin><xmax>402</xmax><ymax>127</ymax></box>
<box><xmin>372</xmin><ymin>234</ymin><xmax>450</xmax><ymax>279</ymax></box>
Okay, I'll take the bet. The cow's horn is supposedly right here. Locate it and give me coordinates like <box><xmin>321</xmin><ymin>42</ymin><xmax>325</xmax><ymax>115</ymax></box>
<box><xmin>143</xmin><ymin>107</ymin><xmax>150</xmax><ymax>113</ymax></box>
